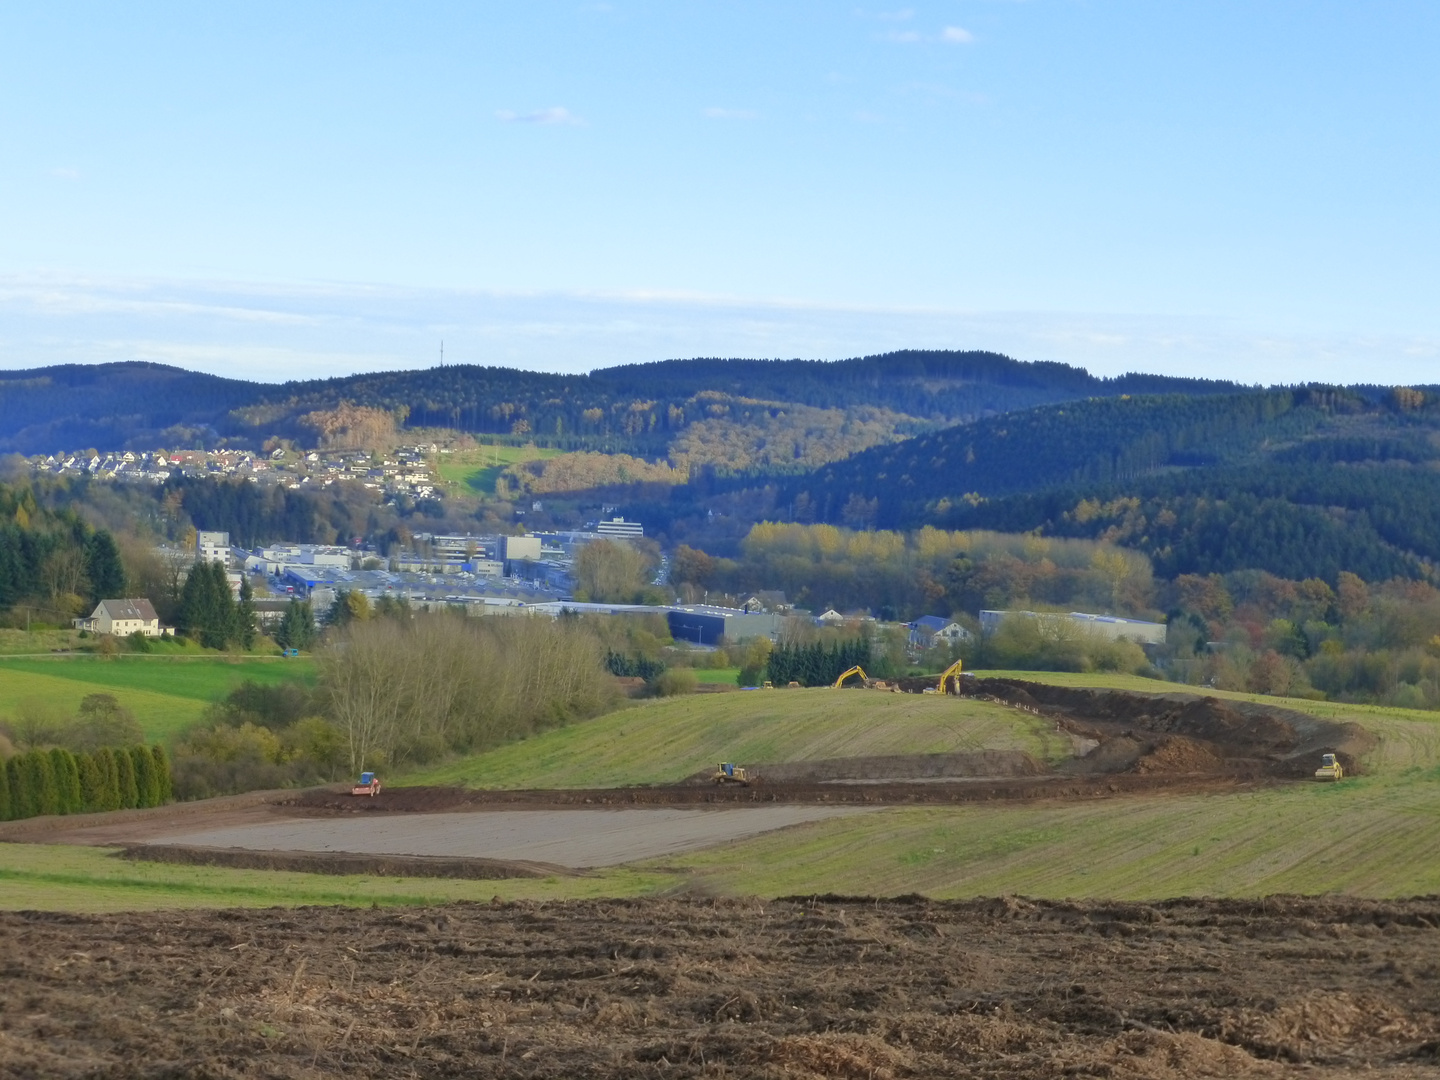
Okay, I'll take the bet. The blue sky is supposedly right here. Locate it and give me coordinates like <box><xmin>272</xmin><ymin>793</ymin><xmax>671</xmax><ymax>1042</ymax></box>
<box><xmin>1</xmin><ymin>2</ymin><xmax>1437</xmax><ymax>383</ymax></box>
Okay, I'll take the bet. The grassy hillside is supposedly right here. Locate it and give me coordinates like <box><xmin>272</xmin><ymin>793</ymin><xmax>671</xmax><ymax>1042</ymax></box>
<box><xmin>434</xmin><ymin>445</ymin><xmax>562</xmax><ymax>495</ymax></box>
<box><xmin>0</xmin><ymin>655</ymin><xmax>316</xmax><ymax>743</ymax></box>
<box><xmin>399</xmin><ymin>689</ymin><xmax>1071</xmax><ymax>789</ymax></box>
<box><xmin>659</xmin><ymin>673</ymin><xmax>1440</xmax><ymax>899</ymax></box>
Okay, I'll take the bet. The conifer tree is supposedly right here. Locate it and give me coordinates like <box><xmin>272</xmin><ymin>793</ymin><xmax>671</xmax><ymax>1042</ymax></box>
<box><xmin>28</xmin><ymin>751</ymin><xmax>60</xmax><ymax>816</ymax></box>
<box><xmin>49</xmin><ymin>748</ymin><xmax>82</xmax><ymax>814</ymax></box>
<box><xmin>115</xmin><ymin>749</ymin><xmax>140</xmax><ymax>809</ymax></box>
<box><xmin>7</xmin><ymin>755</ymin><xmax>33</xmax><ymax>819</ymax></box>
<box><xmin>85</xmin><ymin>530</ymin><xmax>126</xmax><ymax>603</ymax></box>
<box><xmin>76</xmin><ymin>752</ymin><xmax>106</xmax><ymax>812</ymax></box>
<box><xmin>0</xmin><ymin>755</ymin><xmax>11</xmax><ymax>821</ymax></box>
<box><xmin>94</xmin><ymin>747</ymin><xmax>122</xmax><ymax>811</ymax></box>
<box><xmin>130</xmin><ymin>746</ymin><xmax>160</xmax><ymax>808</ymax></box>
<box><xmin>237</xmin><ymin>574</ymin><xmax>258</xmax><ymax>650</ymax></box>
<box><xmin>151</xmin><ymin>745</ymin><xmax>173</xmax><ymax>804</ymax></box>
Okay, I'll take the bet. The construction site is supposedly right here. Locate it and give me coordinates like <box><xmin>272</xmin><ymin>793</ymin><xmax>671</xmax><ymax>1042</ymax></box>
<box><xmin>1</xmin><ymin>676</ymin><xmax>1435</xmax><ymax>1077</ymax></box>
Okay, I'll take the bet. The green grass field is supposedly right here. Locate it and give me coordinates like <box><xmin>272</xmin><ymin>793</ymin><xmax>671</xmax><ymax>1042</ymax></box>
<box><xmin>434</xmin><ymin>445</ymin><xmax>563</xmax><ymax>495</ymax></box>
<box><xmin>398</xmin><ymin>688</ymin><xmax>1074</xmax><ymax>789</ymax></box>
<box><xmin>692</xmin><ymin>667</ymin><xmax>740</xmax><ymax>684</ymax></box>
<box><xmin>0</xmin><ymin>845</ymin><xmax>670</xmax><ymax>913</ymax></box>
<box><xmin>0</xmin><ymin>655</ymin><xmax>317</xmax><ymax>742</ymax></box>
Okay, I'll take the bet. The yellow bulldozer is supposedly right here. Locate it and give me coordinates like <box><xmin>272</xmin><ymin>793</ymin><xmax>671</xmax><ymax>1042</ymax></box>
<box><xmin>831</xmin><ymin>665</ymin><xmax>870</xmax><ymax>688</ymax></box>
<box><xmin>712</xmin><ymin>762</ymin><xmax>751</xmax><ymax>786</ymax></box>
<box><xmin>1314</xmin><ymin>753</ymin><xmax>1344</xmax><ymax>781</ymax></box>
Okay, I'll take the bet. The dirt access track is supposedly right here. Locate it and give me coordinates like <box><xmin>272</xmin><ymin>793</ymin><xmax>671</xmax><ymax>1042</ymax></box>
<box><xmin>3</xmin><ymin>895</ymin><xmax>1438</xmax><ymax>1078</ymax></box>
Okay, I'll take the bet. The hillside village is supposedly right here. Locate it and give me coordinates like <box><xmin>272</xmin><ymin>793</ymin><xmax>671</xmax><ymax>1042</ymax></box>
<box><xmin>27</xmin><ymin>444</ymin><xmax>441</xmax><ymax>503</ymax></box>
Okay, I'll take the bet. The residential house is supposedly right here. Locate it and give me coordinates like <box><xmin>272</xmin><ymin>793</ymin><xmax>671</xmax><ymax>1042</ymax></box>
<box><xmin>908</xmin><ymin>615</ymin><xmax>973</xmax><ymax>652</ymax></box>
<box><xmin>73</xmin><ymin>598</ymin><xmax>172</xmax><ymax>637</ymax></box>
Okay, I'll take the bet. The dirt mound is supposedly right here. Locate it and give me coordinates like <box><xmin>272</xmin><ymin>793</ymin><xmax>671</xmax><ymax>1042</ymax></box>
<box><xmin>123</xmin><ymin>844</ymin><xmax>575</xmax><ymax>879</ymax></box>
<box><xmin>971</xmin><ymin>678</ymin><xmax>1370</xmax><ymax>783</ymax></box>
<box><xmin>1</xmin><ymin>895</ymin><xmax>1436</xmax><ymax>1078</ymax></box>
<box><xmin>1132</xmin><ymin>734</ymin><xmax>1227</xmax><ymax>775</ymax></box>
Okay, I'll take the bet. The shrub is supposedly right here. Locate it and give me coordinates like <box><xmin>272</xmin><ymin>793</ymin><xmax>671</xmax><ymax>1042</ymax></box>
<box><xmin>48</xmin><ymin>747</ymin><xmax>82</xmax><ymax>814</ymax></box>
<box><xmin>737</xmin><ymin>665</ymin><xmax>764</xmax><ymax>687</ymax></box>
<box><xmin>0</xmin><ymin>754</ymin><xmax>10</xmax><ymax>821</ymax></box>
<box><xmin>131</xmin><ymin>746</ymin><xmax>160</xmax><ymax>808</ymax></box>
<box><xmin>652</xmin><ymin>668</ymin><xmax>698</xmax><ymax>697</ymax></box>
<box><xmin>115</xmin><ymin>749</ymin><xmax>139</xmax><ymax>809</ymax></box>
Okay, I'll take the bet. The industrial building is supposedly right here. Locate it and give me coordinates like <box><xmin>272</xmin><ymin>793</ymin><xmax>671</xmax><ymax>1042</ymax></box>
<box><xmin>979</xmin><ymin>609</ymin><xmax>1167</xmax><ymax>646</ymax></box>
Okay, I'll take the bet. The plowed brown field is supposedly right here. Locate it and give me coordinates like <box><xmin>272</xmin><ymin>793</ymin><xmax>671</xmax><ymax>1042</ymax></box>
<box><xmin>3</xmin><ymin>895</ymin><xmax>1437</xmax><ymax>1078</ymax></box>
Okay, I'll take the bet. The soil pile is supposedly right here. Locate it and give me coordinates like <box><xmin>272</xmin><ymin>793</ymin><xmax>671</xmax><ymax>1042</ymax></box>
<box><xmin>971</xmin><ymin>678</ymin><xmax>1374</xmax><ymax>781</ymax></box>
<box><xmin>683</xmin><ymin>751</ymin><xmax>1047</xmax><ymax>785</ymax></box>
<box><xmin>2</xmin><ymin>895</ymin><xmax>1436</xmax><ymax>1078</ymax></box>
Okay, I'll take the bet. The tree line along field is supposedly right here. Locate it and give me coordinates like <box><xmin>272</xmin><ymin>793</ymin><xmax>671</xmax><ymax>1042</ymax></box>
<box><xmin>0</xmin><ymin>655</ymin><xmax>316</xmax><ymax>744</ymax></box>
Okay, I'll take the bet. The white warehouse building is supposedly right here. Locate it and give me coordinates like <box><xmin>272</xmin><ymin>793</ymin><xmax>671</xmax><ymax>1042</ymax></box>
<box><xmin>979</xmin><ymin>609</ymin><xmax>1166</xmax><ymax>646</ymax></box>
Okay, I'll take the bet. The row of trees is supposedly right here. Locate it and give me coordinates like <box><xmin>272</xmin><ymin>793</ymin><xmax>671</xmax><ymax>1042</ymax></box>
<box><xmin>672</xmin><ymin>524</ymin><xmax>1156</xmax><ymax>624</ymax></box>
<box><xmin>318</xmin><ymin>613</ymin><xmax>615</xmax><ymax>772</ymax></box>
<box><xmin>0</xmin><ymin>482</ymin><xmax>126</xmax><ymax>620</ymax></box>
<box><xmin>0</xmin><ymin>744</ymin><xmax>170</xmax><ymax>821</ymax></box>
<box><xmin>766</xmin><ymin>637</ymin><xmax>872</xmax><ymax>688</ymax></box>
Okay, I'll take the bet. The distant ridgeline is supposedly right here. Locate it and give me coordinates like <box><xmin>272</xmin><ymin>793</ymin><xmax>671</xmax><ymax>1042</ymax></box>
<box><xmin>776</xmin><ymin>385</ymin><xmax>1440</xmax><ymax>582</ymax></box>
<box><xmin>0</xmin><ymin>352</ymin><xmax>1238</xmax><ymax>455</ymax></box>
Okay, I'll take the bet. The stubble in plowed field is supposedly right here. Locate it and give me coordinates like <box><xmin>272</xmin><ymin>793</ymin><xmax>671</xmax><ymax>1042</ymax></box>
<box><xmin>2</xmin><ymin>895</ymin><xmax>1438</xmax><ymax>1078</ymax></box>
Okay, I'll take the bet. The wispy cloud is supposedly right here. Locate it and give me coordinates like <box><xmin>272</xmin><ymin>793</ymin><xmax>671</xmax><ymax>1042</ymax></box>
<box><xmin>703</xmin><ymin>107</ymin><xmax>758</xmax><ymax>120</ymax></box>
<box><xmin>50</xmin><ymin>167</ymin><xmax>81</xmax><ymax>181</ymax></box>
<box><xmin>495</xmin><ymin>106</ymin><xmax>583</xmax><ymax>126</ymax></box>
<box><xmin>883</xmin><ymin>25</ymin><xmax>977</xmax><ymax>45</ymax></box>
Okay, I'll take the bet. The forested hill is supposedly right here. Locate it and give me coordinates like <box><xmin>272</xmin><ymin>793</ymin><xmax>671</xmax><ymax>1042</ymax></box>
<box><xmin>0</xmin><ymin>351</ymin><xmax>1238</xmax><ymax>454</ymax></box>
<box><xmin>777</xmin><ymin>385</ymin><xmax>1440</xmax><ymax>582</ymax></box>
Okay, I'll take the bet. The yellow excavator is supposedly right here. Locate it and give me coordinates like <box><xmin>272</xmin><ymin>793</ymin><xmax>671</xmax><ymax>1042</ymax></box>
<box><xmin>1314</xmin><ymin>753</ymin><xmax>1344</xmax><ymax>781</ymax></box>
<box><xmin>832</xmin><ymin>665</ymin><xmax>870</xmax><ymax>688</ymax></box>
<box><xmin>938</xmin><ymin>658</ymin><xmax>964</xmax><ymax>695</ymax></box>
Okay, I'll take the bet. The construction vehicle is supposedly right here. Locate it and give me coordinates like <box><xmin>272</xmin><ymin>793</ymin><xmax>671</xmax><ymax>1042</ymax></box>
<box><xmin>1314</xmin><ymin>753</ymin><xmax>1344</xmax><ymax>781</ymax></box>
<box><xmin>832</xmin><ymin>665</ymin><xmax>870</xmax><ymax>689</ymax></box>
<box><xmin>712</xmin><ymin>762</ymin><xmax>751</xmax><ymax>785</ymax></box>
<box><xmin>351</xmin><ymin>771</ymin><xmax>382</xmax><ymax>796</ymax></box>
<box><xmin>938</xmin><ymin>658</ymin><xmax>964</xmax><ymax>695</ymax></box>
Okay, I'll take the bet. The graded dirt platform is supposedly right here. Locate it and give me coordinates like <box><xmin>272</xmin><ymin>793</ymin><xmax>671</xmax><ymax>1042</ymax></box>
<box><xmin>3</xmin><ymin>895</ymin><xmax>1437</xmax><ymax>1078</ymax></box>
<box><xmin>140</xmin><ymin>806</ymin><xmax>865</xmax><ymax>868</ymax></box>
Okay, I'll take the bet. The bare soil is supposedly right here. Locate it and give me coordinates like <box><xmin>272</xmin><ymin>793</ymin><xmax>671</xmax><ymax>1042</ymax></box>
<box><xmin>2</xmin><ymin>895</ymin><xmax>1437</xmax><ymax>1078</ymax></box>
<box><xmin>122</xmin><ymin>844</ymin><xmax>578</xmax><ymax>880</ymax></box>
